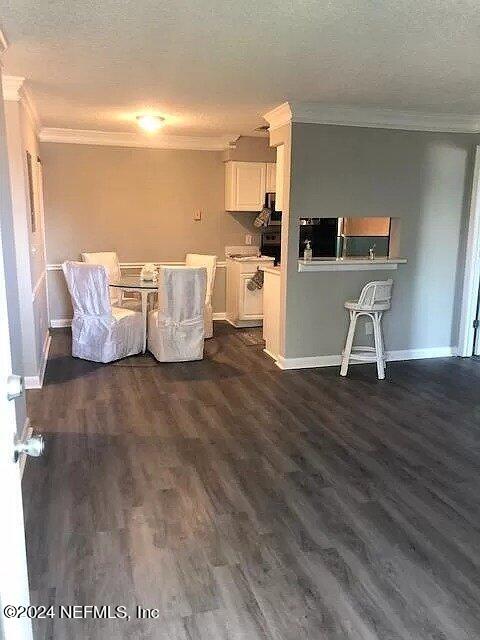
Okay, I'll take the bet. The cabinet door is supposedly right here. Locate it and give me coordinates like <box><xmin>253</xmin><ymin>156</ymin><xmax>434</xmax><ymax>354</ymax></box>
<box><xmin>225</xmin><ymin>162</ymin><xmax>266</xmax><ymax>212</ymax></box>
<box><xmin>238</xmin><ymin>273</ymin><xmax>264</xmax><ymax>319</ymax></box>
<box><xmin>266</xmin><ymin>163</ymin><xmax>276</xmax><ymax>193</ymax></box>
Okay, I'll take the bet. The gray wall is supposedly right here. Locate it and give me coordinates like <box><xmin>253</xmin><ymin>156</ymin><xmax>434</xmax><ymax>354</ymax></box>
<box><xmin>0</xmin><ymin>74</ymin><xmax>26</xmax><ymax>431</ymax></box>
<box><xmin>42</xmin><ymin>142</ymin><xmax>261</xmax><ymax>320</ymax></box>
<box><xmin>285</xmin><ymin>123</ymin><xmax>478</xmax><ymax>358</ymax></box>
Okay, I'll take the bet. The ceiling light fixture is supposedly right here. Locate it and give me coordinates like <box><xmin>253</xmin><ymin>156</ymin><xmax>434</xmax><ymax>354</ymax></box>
<box><xmin>136</xmin><ymin>114</ymin><xmax>165</xmax><ymax>133</ymax></box>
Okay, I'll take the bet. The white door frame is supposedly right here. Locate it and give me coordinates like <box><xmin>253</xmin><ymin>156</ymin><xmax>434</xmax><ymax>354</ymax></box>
<box><xmin>458</xmin><ymin>145</ymin><xmax>480</xmax><ymax>357</ymax></box>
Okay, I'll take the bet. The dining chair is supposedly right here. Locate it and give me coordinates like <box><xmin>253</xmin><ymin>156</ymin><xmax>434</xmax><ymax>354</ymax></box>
<box><xmin>185</xmin><ymin>253</ymin><xmax>217</xmax><ymax>338</ymax></box>
<box><xmin>62</xmin><ymin>261</ymin><xmax>143</xmax><ymax>363</ymax></box>
<box><xmin>147</xmin><ymin>266</ymin><xmax>207</xmax><ymax>362</ymax></box>
<box><xmin>81</xmin><ymin>251</ymin><xmax>140</xmax><ymax>309</ymax></box>
<box><xmin>81</xmin><ymin>251</ymin><xmax>121</xmax><ymax>304</ymax></box>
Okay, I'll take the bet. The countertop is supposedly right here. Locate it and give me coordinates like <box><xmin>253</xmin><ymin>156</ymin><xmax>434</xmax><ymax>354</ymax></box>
<box><xmin>261</xmin><ymin>265</ymin><xmax>281</xmax><ymax>276</ymax></box>
<box><xmin>298</xmin><ymin>257</ymin><xmax>407</xmax><ymax>272</ymax></box>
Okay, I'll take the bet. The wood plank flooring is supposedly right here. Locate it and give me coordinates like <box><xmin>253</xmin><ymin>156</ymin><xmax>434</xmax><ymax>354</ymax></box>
<box><xmin>24</xmin><ymin>323</ymin><xmax>480</xmax><ymax>639</ymax></box>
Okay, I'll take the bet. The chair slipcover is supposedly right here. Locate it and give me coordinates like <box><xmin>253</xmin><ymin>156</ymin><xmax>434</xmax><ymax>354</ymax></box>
<box><xmin>81</xmin><ymin>251</ymin><xmax>122</xmax><ymax>306</ymax></box>
<box><xmin>148</xmin><ymin>266</ymin><xmax>206</xmax><ymax>362</ymax></box>
<box><xmin>185</xmin><ymin>253</ymin><xmax>217</xmax><ymax>338</ymax></box>
<box><xmin>62</xmin><ymin>261</ymin><xmax>143</xmax><ymax>363</ymax></box>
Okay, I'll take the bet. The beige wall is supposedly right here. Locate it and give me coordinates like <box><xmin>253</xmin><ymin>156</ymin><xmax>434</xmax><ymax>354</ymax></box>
<box><xmin>223</xmin><ymin>135</ymin><xmax>276</xmax><ymax>162</ymax></box>
<box><xmin>41</xmin><ymin>142</ymin><xmax>259</xmax><ymax>320</ymax></box>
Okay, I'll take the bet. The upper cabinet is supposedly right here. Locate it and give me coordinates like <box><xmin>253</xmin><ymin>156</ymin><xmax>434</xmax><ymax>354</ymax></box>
<box><xmin>266</xmin><ymin>163</ymin><xmax>276</xmax><ymax>193</ymax></box>
<box><xmin>225</xmin><ymin>161</ymin><xmax>271</xmax><ymax>212</ymax></box>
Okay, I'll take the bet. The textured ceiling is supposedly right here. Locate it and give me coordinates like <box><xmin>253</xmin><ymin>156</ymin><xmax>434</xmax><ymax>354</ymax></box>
<box><xmin>2</xmin><ymin>0</ymin><xmax>480</xmax><ymax>136</ymax></box>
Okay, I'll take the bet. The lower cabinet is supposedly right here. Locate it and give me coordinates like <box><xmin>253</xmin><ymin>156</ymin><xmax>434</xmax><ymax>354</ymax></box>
<box><xmin>226</xmin><ymin>257</ymin><xmax>274</xmax><ymax>327</ymax></box>
<box><xmin>238</xmin><ymin>273</ymin><xmax>264</xmax><ymax>320</ymax></box>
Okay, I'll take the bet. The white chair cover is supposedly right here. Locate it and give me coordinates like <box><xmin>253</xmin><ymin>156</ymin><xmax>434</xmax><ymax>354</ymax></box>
<box><xmin>185</xmin><ymin>254</ymin><xmax>217</xmax><ymax>338</ymax></box>
<box><xmin>148</xmin><ymin>266</ymin><xmax>206</xmax><ymax>362</ymax></box>
<box><xmin>62</xmin><ymin>261</ymin><xmax>143</xmax><ymax>363</ymax></box>
<box><xmin>81</xmin><ymin>251</ymin><xmax>122</xmax><ymax>306</ymax></box>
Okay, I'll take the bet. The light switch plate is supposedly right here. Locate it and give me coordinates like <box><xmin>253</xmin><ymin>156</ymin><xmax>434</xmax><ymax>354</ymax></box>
<box><xmin>194</xmin><ymin>210</ymin><xmax>202</xmax><ymax>221</ymax></box>
<box><xmin>245</xmin><ymin>234</ymin><xmax>252</xmax><ymax>245</ymax></box>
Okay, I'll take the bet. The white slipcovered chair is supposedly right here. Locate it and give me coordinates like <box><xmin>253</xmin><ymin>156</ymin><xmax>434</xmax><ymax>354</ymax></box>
<box><xmin>81</xmin><ymin>250</ymin><xmax>141</xmax><ymax>310</ymax></box>
<box><xmin>81</xmin><ymin>251</ymin><xmax>122</xmax><ymax>305</ymax></box>
<box><xmin>62</xmin><ymin>261</ymin><xmax>143</xmax><ymax>363</ymax></box>
<box><xmin>147</xmin><ymin>266</ymin><xmax>207</xmax><ymax>362</ymax></box>
<box><xmin>185</xmin><ymin>253</ymin><xmax>217</xmax><ymax>338</ymax></box>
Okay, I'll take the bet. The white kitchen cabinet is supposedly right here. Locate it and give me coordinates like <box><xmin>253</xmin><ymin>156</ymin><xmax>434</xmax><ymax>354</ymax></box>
<box><xmin>225</xmin><ymin>162</ymin><xmax>267</xmax><ymax>211</ymax></box>
<box><xmin>266</xmin><ymin>162</ymin><xmax>276</xmax><ymax>193</ymax></box>
<box><xmin>226</xmin><ymin>255</ymin><xmax>274</xmax><ymax>327</ymax></box>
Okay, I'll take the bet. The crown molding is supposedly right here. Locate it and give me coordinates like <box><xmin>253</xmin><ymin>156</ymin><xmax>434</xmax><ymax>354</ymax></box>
<box><xmin>0</xmin><ymin>28</ymin><xmax>8</xmax><ymax>54</ymax></box>
<box><xmin>20</xmin><ymin>84</ymin><xmax>40</xmax><ymax>131</ymax></box>
<box><xmin>262</xmin><ymin>102</ymin><xmax>293</xmax><ymax>131</ymax></box>
<box><xmin>2</xmin><ymin>75</ymin><xmax>25</xmax><ymax>101</ymax></box>
<box><xmin>263</xmin><ymin>101</ymin><xmax>480</xmax><ymax>133</ymax></box>
<box><xmin>39</xmin><ymin>127</ymin><xmax>238</xmax><ymax>151</ymax></box>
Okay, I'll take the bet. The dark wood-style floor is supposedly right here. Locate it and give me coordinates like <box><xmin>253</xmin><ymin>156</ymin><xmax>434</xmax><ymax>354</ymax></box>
<box><xmin>24</xmin><ymin>323</ymin><xmax>480</xmax><ymax>640</ymax></box>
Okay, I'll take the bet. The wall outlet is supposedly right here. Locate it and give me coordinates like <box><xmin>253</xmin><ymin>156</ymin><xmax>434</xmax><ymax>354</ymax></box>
<box><xmin>365</xmin><ymin>321</ymin><xmax>373</xmax><ymax>336</ymax></box>
<box><xmin>194</xmin><ymin>210</ymin><xmax>202</xmax><ymax>221</ymax></box>
<box><xmin>245</xmin><ymin>234</ymin><xmax>253</xmax><ymax>245</ymax></box>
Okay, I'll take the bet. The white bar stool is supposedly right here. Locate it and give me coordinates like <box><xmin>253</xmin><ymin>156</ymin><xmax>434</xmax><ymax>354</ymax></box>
<box><xmin>340</xmin><ymin>279</ymin><xmax>393</xmax><ymax>380</ymax></box>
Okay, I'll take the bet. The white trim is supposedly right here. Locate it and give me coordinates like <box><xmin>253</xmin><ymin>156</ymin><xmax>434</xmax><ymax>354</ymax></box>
<box><xmin>20</xmin><ymin>85</ymin><xmax>40</xmax><ymax>132</ymax></box>
<box><xmin>39</xmin><ymin>128</ymin><xmax>237</xmax><ymax>151</ymax></box>
<box><xmin>298</xmin><ymin>258</ymin><xmax>407</xmax><ymax>272</ymax></box>
<box><xmin>263</xmin><ymin>347</ymin><xmax>280</xmax><ymax>362</ymax></box>
<box><xmin>2</xmin><ymin>75</ymin><xmax>25</xmax><ymax>101</ymax></box>
<box><xmin>0</xmin><ymin>28</ymin><xmax>8</xmax><ymax>53</ymax></box>
<box><xmin>18</xmin><ymin>419</ymin><xmax>33</xmax><ymax>479</ymax></box>
<box><xmin>263</xmin><ymin>101</ymin><xmax>480</xmax><ymax>133</ymax></box>
<box><xmin>274</xmin><ymin>346</ymin><xmax>456</xmax><ymax>370</ymax></box>
<box><xmin>458</xmin><ymin>146</ymin><xmax>480</xmax><ymax>357</ymax></box>
<box><xmin>24</xmin><ymin>332</ymin><xmax>51</xmax><ymax>389</ymax></box>
<box><xmin>32</xmin><ymin>270</ymin><xmax>46</xmax><ymax>301</ymax></box>
<box><xmin>47</xmin><ymin>260</ymin><xmax>227</xmax><ymax>271</ymax></box>
<box><xmin>213</xmin><ymin>312</ymin><xmax>226</xmax><ymax>321</ymax></box>
<box><xmin>50</xmin><ymin>318</ymin><xmax>72</xmax><ymax>328</ymax></box>
<box><xmin>262</xmin><ymin>102</ymin><xmax>293</xmax><ymax>132</ymax></box>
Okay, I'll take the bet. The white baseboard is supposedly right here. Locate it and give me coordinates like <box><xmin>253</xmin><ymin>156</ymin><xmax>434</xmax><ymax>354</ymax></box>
<box><xmin>275</xmin><ymin>346</ymin><xmax>457</xmax><ymax>370</ymax></box>
<box><xmin>52</xmin><ymin>314</ymin><xmax>227</xmax><ymax>327</ymax></box>
<box><xmin>24</xmin><ymin>332</ymin><xmax>52</xmax><ymax>389</ymax></box>
<box><xmin>19</xmin><ymin>418</ymin><xmax>33</xmax><ymax>479</ymax></box>
<box><xmin>50</xmin><ymin>318</ymin><xmax>72</xmax><ymax>328</ymax></box>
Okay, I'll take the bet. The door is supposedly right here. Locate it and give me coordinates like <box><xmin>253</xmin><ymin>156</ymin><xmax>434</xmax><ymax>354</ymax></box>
<box><xmin>0</xmin><ymin>223</ymin><xmax>33</xmax><ymax>640</ymax></box>
<box><xmin>0</xmin><ymin>81</ymin><xmax>33</xmax><ymax>637</ymax></box>
<box><xmin>238</xmin><ymin>273</ymin><xmax>264</xmax><ymax>319</ymax></box>
<box><xmin>226</xmin><ymin>162</ymin><xmax>266</xmax><ymax>212</ymax></box>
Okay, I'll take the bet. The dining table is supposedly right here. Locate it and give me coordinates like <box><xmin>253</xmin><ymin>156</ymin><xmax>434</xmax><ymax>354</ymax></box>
<box><xmin>110</xmin><ymin>275</ymin><xmax>158</xmax><ymax>352</ymax></box>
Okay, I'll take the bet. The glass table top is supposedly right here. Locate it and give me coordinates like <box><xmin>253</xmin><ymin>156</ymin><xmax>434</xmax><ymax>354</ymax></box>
<box><xmin>109</xmin><ymin>275</ymin><xmax>158</xmax><ymax>290</ymax></box>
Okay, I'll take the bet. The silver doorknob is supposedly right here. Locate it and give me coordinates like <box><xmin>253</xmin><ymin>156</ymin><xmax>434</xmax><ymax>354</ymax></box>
<box><xmin>7</xmin><ymin>374</ymin><xmax>23</xmax><ymax>400</ymax></box>
<box><xmin>14</xmin><ymin>435</ymin><xmax>44</xmax><ymax>461</ymax></box>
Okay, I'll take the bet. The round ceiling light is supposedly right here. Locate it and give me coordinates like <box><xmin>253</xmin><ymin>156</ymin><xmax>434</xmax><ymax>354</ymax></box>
<box><xmin>136</xmin><ymin>114</ymin><xmax>165</xmax><ymax>133</ymax></box>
